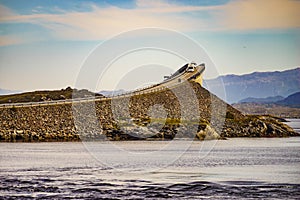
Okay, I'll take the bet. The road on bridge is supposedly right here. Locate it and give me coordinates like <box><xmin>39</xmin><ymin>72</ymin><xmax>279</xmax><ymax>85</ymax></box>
<box><xmin>0</xmin><ymin>63</ymin><xmax>205</xmax><ymax>108</ymax></box>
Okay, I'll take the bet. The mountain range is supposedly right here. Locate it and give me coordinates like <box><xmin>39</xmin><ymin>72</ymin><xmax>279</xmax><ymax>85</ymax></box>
<box><xmin>237</xmin><ymin>92</ymin><xmax>300</xmax><ymax>107</ymax></box>
<box><xmin>238</xmin><ymin>96</ymin><xmax>284</xmax><ymax>103</ymax></box>
<box><xmin>276</xmin><ymin>92</ymin><xmax>300</xmax><ymax>108</ymax></box>
<box><xmin>203</xmin><ymin>67</ymin><xmax>300</xmax><ymax>103</ymax></box>
<box><xmin>232</xmin><ymin>88</ymin><xmax>300</xmax><ymax>118</ymax></box>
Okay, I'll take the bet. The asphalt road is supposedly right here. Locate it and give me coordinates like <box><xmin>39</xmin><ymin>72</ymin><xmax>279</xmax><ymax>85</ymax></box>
<box><xmin>0</xmin><ymin>64</ymin><xmax>205</xmax><ymax>108</ymax></box>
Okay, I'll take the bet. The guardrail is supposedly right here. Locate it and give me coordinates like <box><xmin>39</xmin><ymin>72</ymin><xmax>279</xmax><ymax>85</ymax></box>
<box><xmin>0</xmin><ymin>97</ymin><xmax>104</xmax><ymax>108</ymax></box>
<box><xmin>0</xmin><ymin>65</ymin><xmax>203</xmax><ymax>108</ymax></box>
<box><xmin>0</xmin><ymin>86</ymin><xmax>168</xmax><ymax>108</ymax></box>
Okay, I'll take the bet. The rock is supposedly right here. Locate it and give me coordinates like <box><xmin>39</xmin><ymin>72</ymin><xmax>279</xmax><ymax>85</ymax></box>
<box><xmin>196</xmin><ymin>124</ymin><xmax>220</xmax><ymax>140</ymax></box>
<box><xmin>0</xmin><ymin>81</ymin><xmax>298</xmax><ymax>142</ymax></box>
<box><xmin>59</xmin><ymin>95</ymin><xmax>66</xmax><ymax>100</ymax></box>
<box><xmin>16</xmin><ymin>130</ymin><xmax>24</xmax><ymax>134</ymax></box>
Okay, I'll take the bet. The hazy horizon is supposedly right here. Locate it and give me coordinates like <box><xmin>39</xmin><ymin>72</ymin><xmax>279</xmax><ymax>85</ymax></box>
<box><xmin>1</xmin><ymin>65</ymin><xmax>299</xmax><ymax>93</ymax></box>
<box><xmin>0</xmin><ymin>0</ymin><xmax>299</xmax><ymax>91</ymax></box>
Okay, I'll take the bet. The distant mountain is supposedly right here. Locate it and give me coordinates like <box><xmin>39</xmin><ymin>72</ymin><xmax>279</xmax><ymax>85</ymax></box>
<box><xmin>98</xmin><ymin>89</ymin><xmax>126</xmax><ymax>97</ymax></box>
<box><xmin>204</xmin><ymin>67</ymin><xmax>300</xmax><ymax>103</ymax></box>
<box><xmin>0</xmin><ymin>89</ymin><xmax>22</xmax><ymax>95</ymax></box>
<box><xmin>232</xmin><ymin>91</ymin><xmax>300</xmax><ymax>117</ymax></box>
<box><xmin>276</xmin><ymin>92</ymin><xmax>300</xmax><ymax>108</ymax></box>
<box><xmin>238</xmin><ymin>95</ymin><xmax>284</xmax><ymax>103</ymax></box>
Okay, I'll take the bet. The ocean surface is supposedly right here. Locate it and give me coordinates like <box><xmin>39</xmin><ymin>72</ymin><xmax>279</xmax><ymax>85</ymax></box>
<box><xmin>0</xmin><ymin>120</ymin><xmax>300</xmax><ymax>199</ymax></box>
<box><xmin>285</xmin><ymin>118</ymin><xmax>300</xmax><ymax>133</ymax></box>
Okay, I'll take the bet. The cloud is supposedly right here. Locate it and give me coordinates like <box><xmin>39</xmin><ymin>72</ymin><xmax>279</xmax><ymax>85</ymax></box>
<box><xmin>0</xmin><ymin>0</ymin><xmax>299</xmax><ymax>43</ymax></box>
<box><xmin>135</xmin><ymin>0</ymin><xmax>222</xmax><ymax>13</ymax></box>
<box><xmin>0</xmin><ymin>35</ymin><xmax>24</xmax><ymax>46</ymax></box>
<box><xmin>0</xmin><ymin>3</ymin><xmax>205</xmax><ymax>40</ymax></box>
<box><xmin>0</xmin><ymin>2</ymin><xmax>218</xmax><ymax>40</ymax></box>
<box><xmin>220</xmin><ymin>0</ymin><xmax>300</xmax><ymax>30</ymax></box>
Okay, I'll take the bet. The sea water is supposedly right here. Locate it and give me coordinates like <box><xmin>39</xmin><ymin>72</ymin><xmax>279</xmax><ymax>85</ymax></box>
<box><xmin>1</xmin><ymin>135</ymin><xmax>300</xmax><ymax>199</ymax></box>
<box><xmin>285</xmin><ymin>118</ymin><xmax>300</xmax><ymax>133</ymax></box>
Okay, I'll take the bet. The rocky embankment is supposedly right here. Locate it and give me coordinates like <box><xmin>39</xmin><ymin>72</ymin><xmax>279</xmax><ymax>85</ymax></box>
<box><xmin>0</xmin><ymin>82</ymin><xmax>298</xmax><ymax>142</ymax></box>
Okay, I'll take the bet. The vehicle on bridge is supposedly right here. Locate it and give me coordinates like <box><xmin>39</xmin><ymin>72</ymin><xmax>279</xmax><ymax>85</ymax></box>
<box><xmin>186</xmin><ymin>62</ymin><xmax>197</xmax><ymax>72</ymax></box>
<box><xmin>164</xmin><ymin>62</ymin><xmax>204</xmax><ymax>81</ymax></box>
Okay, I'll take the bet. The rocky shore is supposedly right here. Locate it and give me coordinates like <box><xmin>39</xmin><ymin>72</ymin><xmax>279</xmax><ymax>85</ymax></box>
<box><xmin>0</xmin><ymin>82</ymin><xmax>298</xmax><ymax>142</ymax></box>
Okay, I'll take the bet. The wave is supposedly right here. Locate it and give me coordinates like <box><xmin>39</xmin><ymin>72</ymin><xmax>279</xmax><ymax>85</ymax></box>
<box><xmin>1</xmin><ymin>177</ymin><xmax>299</xmax><ymax>199</ymax></box>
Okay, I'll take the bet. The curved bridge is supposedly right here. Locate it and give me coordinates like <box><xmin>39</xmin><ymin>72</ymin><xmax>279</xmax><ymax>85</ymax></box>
<box><xmin>0</xmin><ymin>63</ymin><xmax>205</xmax><ymax>108</ymax></box>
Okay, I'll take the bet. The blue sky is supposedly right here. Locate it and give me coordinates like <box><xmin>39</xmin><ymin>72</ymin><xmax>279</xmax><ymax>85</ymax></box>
<box><xmin>0</xmin><ymin>0</ymin><xmax>299</xmax><ymax>91</ymax></box>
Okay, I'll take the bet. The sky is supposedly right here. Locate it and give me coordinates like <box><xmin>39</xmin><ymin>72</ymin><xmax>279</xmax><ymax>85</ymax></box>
<box><xmin>0</xmin><ymin>0</ymin><xmax>299</xmax><ymax>91</ymax></box>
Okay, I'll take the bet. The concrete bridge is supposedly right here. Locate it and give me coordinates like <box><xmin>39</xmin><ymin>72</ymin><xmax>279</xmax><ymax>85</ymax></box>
<box><xmin>0</xmin><ymin>63</ymin><xmax>205</xmax><ymax>108</ymax></box>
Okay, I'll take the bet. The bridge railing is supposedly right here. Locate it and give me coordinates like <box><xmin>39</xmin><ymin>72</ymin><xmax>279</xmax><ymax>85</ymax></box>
<box><xmin>0</xmin><ymin>65</ymin><xmax>201</xmax><ymax>108</ymax></box>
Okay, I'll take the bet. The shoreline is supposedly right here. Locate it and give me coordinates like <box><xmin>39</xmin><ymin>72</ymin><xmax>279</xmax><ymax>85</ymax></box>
<box><xmin>1</xmin><ymin>83</ymin><xmax>299</xmax><ymax>142</ymax></box>
<box><xmin>1</xmin><ymin>135</ymin><xmax>300</xmax><ymax>143</ymax></box>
